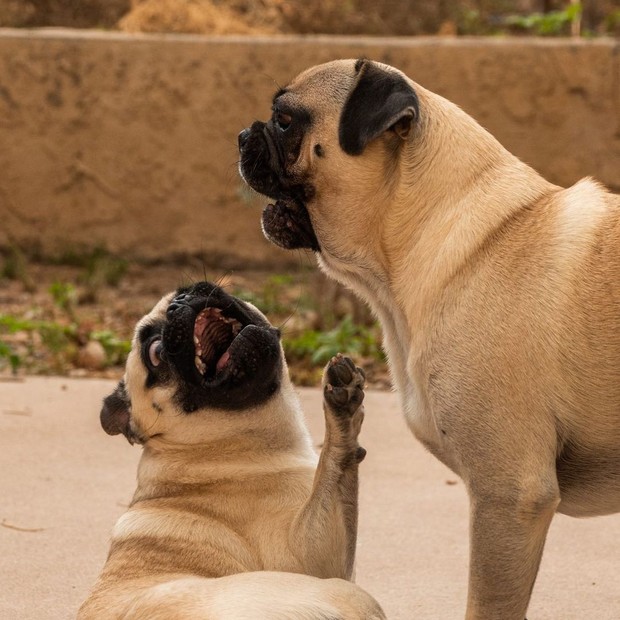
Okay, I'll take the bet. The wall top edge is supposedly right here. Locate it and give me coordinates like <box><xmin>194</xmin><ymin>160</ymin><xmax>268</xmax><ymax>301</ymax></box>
<box><xmin>0</xmin><ymin>27</ymin><xmax>617</xmax><ymax>49</ymax></box>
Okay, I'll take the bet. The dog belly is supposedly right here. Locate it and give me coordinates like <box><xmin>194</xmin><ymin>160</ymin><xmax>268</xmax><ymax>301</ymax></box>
<box><xmin>557</xmin><ymin>451</ymin><xmax>620</xmax><ymax>517</ymax></box>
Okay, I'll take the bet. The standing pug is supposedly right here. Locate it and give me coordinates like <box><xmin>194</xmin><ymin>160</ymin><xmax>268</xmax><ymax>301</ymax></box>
<box><xmin>238</xmin><ymin>59</ymin><xmax>620</xmax><ymax>619</ymax></box>
<box><xmin>79</xmin><ymin>281</ymin><xmax>385</xmax><ymax>620</ymax></box>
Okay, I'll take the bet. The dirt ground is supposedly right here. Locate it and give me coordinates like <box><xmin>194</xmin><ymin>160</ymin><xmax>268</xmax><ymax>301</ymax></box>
<box><xmin>0</xmin><ymin>258</ymin><xmax>390</xmax><ymax>387</ymax></box>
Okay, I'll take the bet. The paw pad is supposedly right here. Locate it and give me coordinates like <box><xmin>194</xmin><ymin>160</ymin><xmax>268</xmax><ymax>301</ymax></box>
<box><xmin>324</xmin><ymin>353</ymin><xmax>365</xmax><ymax>415</ymax></box>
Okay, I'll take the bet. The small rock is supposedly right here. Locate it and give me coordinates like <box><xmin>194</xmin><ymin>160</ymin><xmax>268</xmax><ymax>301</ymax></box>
<box><xmin>76</xmin><ymin>340</ymin><xmax>106</xmax><ymax>370</ymax></box>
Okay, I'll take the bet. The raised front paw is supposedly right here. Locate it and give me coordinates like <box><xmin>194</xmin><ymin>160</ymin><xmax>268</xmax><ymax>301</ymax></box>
<box><xmin>323</xmin><ymin>354</ymin><xmax>366</xmax><ymax>464</ymax></box>
<box><xmin>323</xmin><ymin>353</ymin><xmax>365</xmax><ymax>417</ymax></box>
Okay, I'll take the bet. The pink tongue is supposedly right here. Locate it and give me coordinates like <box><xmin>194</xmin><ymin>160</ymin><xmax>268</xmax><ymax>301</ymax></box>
<box><xmin>216</xmin><ymin>350</ymin><xmax>230</xmax><ymax>372</ymax></box>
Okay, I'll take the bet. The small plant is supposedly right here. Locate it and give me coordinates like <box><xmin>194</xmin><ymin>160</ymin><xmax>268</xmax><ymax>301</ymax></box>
<box><xmin>0</xmin><ymin>313</ymin><xmax>76</xmax><ymax>352</ymax></box>
<box><xmin>236</xmin><ymin>274</ymin><xmax>297</xmax><ymax>315</ymax></box>
<box><xmin>605</xmin><ymin>9</ymin><xmax>620</xmax><ymax>35</ymax></box>
<box><xmin>284</xmin><ymin>315</ymin><xmax>384</xmax><ymax>366</ymax></box>
<box><xmin>0</xmin><ymin>313</ymin><xmax>130</xmax><ymax>373</ymax></box>
<box><xmin>50</xmin><ymin>246</ymin><xmax>128</xmax><ymax>302</ymax></box>
<box><xmin>0</xmin><ymin>340</ymin><xmax>21</xmax><ymax>375</ymax></box>
<box><xmin>505</xmin><ymin>2</ymin><xmax>582</xmax><ymax>36</ymax></box>
<box><xmin>80</xmin><ymin>247</ymin><xmax>128</xmax><ymax>288</ymax></box>
<box><xmin>457</xmin><ymin>9</ymin><xmax>487</xmax><ymax>35</ymax></box>
<box><xmin>0</xmin><ymin>315</ymin><xmax>55</xmax><ymax>334</ymax></box>
<box><xmin>1</xmin><ymin>246</ymin><xmax>35</xmax><ymax>292</ymax></box>
<box><xmin>49</xmin><ymin>281</ymin><xmax>78</xmax><ymax>317</ymax></box>
<box><xmin>1</xmin><ymin>247</ymin><xmax>24</xmax><ymax>280</ymax></box>
<box><xmin>261</xmin><ymin>274</ymin><xmax>296</xmax><ymax>313</ymax></box>
<box><xmin>90</xmin><ymin>330</ymin><xmax>132</xmax><ymax>366</ymax></box>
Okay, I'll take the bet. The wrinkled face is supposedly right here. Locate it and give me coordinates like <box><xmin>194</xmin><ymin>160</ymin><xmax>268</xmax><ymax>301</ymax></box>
<box><xmin>100</xmin><ymin>281</ymin><xmax>283</xmax><ymax>445</ymax></box>
<box><xmin>238</xmin><ymin>58</ymin><xmax>419</xmax><ymax>254</ymax></box>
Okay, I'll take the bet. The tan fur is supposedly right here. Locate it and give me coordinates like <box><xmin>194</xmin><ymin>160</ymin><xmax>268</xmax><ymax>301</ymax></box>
<box><xmin>78</xmin><ymin>295</ymin><xmax>385</xmax><ymax>620</ymax></box>
<box><xmin>268</xmin><ymin>59</ymin><xmax>620</xmax><ymax>619</ymax></box>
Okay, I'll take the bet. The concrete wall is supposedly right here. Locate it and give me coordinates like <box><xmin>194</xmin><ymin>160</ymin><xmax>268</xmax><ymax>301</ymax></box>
<box><xmin>0</xmin><ymin>29</ymin><xmax>618</xmax><ymax>267</ymax></box>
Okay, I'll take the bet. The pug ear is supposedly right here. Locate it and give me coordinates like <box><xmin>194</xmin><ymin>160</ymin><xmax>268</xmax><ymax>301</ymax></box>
<box><xmin>100</xmin><ymin>380</ymin><xmax>136</xmax><ymax>445</ymax></box>
<box><xmin>339</xmin><ymin>59</ymin><xmax>419</xmax><ymax>156</ymax></box>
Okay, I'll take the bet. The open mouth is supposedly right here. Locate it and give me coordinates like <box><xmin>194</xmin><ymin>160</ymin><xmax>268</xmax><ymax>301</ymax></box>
<box><xmin>193</xmin><ymin>307</ymin><xmax>242</xmax><ymax>378</ymax></box>
<box><xmin>163</xmin><ymin>282</ymin><xmax>283</xmax><ymax>411</ymax></box>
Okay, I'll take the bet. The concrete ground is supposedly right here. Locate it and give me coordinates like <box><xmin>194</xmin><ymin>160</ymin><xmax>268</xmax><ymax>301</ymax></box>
<box><xmin>1</xmin><ymin>376</ymin><xmax>619</xmax><ymax>619</ymax></box>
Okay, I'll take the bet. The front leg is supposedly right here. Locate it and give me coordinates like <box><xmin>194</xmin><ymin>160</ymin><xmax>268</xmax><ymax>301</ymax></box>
<box><xmin>290</xmin><ymin>354</ymin><xmax>366</xmax><ymax>580</ymax></box>
<box><xmin>466</xmin><ymin>473</ymin><xmax>560</xmax><ymax>620</ymax></box>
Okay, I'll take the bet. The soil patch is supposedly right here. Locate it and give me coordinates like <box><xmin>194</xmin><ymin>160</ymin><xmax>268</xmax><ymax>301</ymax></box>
<box><xmin>0</xmin><ymin>258</ymin><xmax>390</xmax><ymax>388</ymax></box>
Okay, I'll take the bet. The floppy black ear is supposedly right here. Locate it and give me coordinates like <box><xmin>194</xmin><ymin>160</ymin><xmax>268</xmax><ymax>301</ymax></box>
<box><xmin>339</xmin><ymin>59</ymin><xmax>419</xmax><ymax>156</ymax></box>
<box><xmin>100</xmin><ymin>380</ymin><xmax>135</xmax><ymax>444</ymax></box>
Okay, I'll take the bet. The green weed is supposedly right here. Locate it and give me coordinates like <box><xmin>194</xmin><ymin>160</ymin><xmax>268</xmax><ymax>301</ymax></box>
<box><xmin>0</xmin><ymin>340</ymin><xmax>21</xmax><ymax>375</ymax></box>
<box><xmin>0</xmin><ymin>313</ymin><xmax>130</xmax><ymax>372</ymax></box>
<box><xmin>49</xmin><ymin>281</ymin><xmax>78</xmax><ymax>317</ymax></box>
<box><xmin>284</xmin><ymin>315</ymin><xmax>384</xmax><ymax>366</ymax></box>
<box><xmin>49</xmin><ymin>246</ymin><xmax>128</xmax><ymax>301</ymax></box>
<box><xmin>505</xmin><ymin>2</ymin><xmax>582</xmax><ymax>35</ymax></box>
<box><xmin>79</xmin><ymin>247</ymin><xmax>128</xmax><ymax>288</ymax></box>
<box><xmin>605</xmin><ymin>9</ymin><xmax>620</xmax><ymax>33</ymax></box>
<box><xmin>235</xmin><ymin>274</ymin><xmax>298</xmax><ymax>315</ymax></box>
<box><xmin>90</xmin><ymin>330</ymin><xmax>132</xmax><ymax>366</ymax></box>
<box><xmin>1</xmin><ymin>246</ymin><xmax>35</xmax><ymax>292</ymax></box>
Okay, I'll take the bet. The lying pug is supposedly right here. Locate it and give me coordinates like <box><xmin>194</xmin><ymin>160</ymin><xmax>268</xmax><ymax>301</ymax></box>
<box><xmin>78</xmin><ymin>281</ymin><xmax>385</xmax><ymax>620</ymax></box>
<box><xmin>238</xmin><ymin>58</ymin><xmax>620</xmax><ymax>619</ymax></box>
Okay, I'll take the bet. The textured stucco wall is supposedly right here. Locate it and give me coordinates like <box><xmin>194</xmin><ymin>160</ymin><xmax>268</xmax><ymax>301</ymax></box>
<box><xmin>0</xmin><ymin>30</ymin><xmax>618</xmax><ymax>266</ymax></box>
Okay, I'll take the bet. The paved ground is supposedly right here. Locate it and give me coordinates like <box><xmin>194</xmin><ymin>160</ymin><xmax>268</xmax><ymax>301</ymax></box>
<box><xmin>1</xmin><ymin>376</ymin><xmax>619</xmax><ymax>619</ymax></box>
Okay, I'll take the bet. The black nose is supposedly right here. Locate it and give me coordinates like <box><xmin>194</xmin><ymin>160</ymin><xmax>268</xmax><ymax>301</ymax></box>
<box><xmin>238</xmin><ymin>128</ymin><xmax>251</xmax><ymax>150</ymax></box>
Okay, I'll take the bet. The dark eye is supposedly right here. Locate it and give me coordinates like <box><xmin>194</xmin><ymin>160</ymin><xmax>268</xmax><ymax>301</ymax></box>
<box><xmin>275</xmin><ymin>111</ymin><xmax>292</xmax><ymax>131</ymax></box>
<box><xmin>147</xmin><ymin>338</ymin><xmax>163</xmax><ymax>369</ymax></box>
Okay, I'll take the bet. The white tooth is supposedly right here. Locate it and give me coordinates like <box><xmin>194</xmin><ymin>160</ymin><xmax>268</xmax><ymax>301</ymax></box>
<box><xmin>195</xmin><ymin>356</ymin><xmax>205</xmax><ymax>373</ymax></box>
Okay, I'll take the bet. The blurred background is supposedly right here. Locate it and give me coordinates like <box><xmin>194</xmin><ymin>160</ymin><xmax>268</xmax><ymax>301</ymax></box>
<box><xmin>0</xmin><ymin>1</ymin><xmax>618</xmax><ymax>386</ymax></box>
<box><xmin>1</xmin><ymin>1</ymin><xmax>619</xmax><ymax>36</ymax></box>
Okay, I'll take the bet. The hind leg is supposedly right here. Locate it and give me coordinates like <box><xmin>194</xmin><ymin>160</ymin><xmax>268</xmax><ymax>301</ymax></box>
<box><xmin>117</xmin><ymin>572</ymin><xmax>384</xmax><ymax>620</ymax></box>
